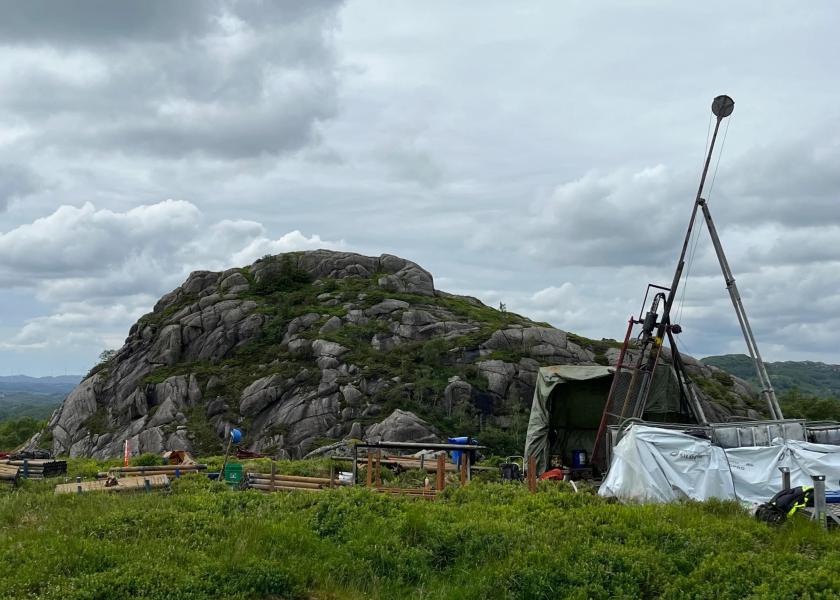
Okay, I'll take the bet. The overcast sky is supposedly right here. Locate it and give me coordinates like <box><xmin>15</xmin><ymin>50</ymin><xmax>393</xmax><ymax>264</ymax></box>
<box><xmin>1</xmin><ymin>0</ymin><xmax>838</xmax><ymax>376</ymax></box>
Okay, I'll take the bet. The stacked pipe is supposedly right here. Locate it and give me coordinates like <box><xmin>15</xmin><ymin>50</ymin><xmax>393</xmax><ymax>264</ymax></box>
<box><xmin>0</xmin><ymin>464</ymin><xmax>20</xmax><ymax>486</ymax></box>
<box><xmin>108</xmin><ymin>464</ymin><xmax>207</xmax><ymax>478</ymax></box>
<box><xmin>55</xmin><ymin>474</ymin><xmax>170</xmax><ymax>495</ymax></box>
<box><xmin>246</xmin><ymin>472</ymin><xmax>344</xmax><ymax>493</ymax></box>
<box><xmin>3</xmin><ymin>459</ymin><xmax>67</xmax><ymax>479</ymax></box>
<box><xmin>373</xmin><ymin>487</ymin><xmax>438</xmax><ymax>499</ymax></box>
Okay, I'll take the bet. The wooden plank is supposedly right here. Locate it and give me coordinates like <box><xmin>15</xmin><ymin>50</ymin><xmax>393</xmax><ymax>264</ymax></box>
<box><xmin>358</xmin><ymin>456</ymin><xmax>493</xmax><ymax>473</ymax></box>
<box><xmin>381</xmin><ymin>457</ymin><xmax>459</xmax><ymax>473</ymax></box>
<box><xmin>112</xmin><ymin>469</ymin><xmax>204</xmax><ymax>478</ymax></box>
<box><xmin>110</xmin><ymin>464</ymin><xmax>206</xmax><ymax>473</ymax></box>
<box><xmin>247</xmin><ymin>473</ymin><xmax>336</xmax><ymax>485</ymax></box>
<box><xmin>436</xmin><ymin>453</ymin><xmax>445</xmax><ymax>491</ymax></box>
<box><xmin>375</xmin><ymin>487</ymin><xmax>439</xmax><ymax>494</ymax></box>
<box><xmin>55</xmin><ymin>475</ymin><xmax>169</xmax><ymax>495</ymax></box>
<box><xmin>248</xmin><ymin>478</ymin><xmax>322</xmax><ymax>490</ymax></box>
<box><xmin>249</xmin><ymin>483</ymin><xmax>322</xmax><ymax>493</ymax></box>
<box><xmin>248</xmin><ymin>479</ymin><xmax>324</xmax><ymax>490</ymax></box>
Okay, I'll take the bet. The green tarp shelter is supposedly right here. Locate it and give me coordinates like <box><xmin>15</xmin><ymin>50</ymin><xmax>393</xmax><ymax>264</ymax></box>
<box><xmin>523</xmin><ymin>364</ymin><xmax>686</xmax><ymax>475</ymax></box>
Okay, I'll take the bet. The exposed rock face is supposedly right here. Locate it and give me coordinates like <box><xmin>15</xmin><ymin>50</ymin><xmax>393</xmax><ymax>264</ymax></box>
<box><xmin>38</xmin><ymin>250</ymin><xmax>761</xmax><ymax>459</ymax></box>
<box><xmin>364</xmin><ymin>409</ymin><xmax>439</xmax><ymax>443</ymax></box>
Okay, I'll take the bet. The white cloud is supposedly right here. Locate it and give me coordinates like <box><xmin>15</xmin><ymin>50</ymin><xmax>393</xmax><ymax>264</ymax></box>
<box><xmin>0</xmin><ymin>200</ymin><xmax>343</xmax><ymax>355</ymax></box>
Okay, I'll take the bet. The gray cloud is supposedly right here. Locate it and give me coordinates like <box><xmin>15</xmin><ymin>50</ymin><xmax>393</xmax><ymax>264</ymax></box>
<box><xmin>0</xmin><ymin>164</ymin><xmax>40</xmax><ymax>210</ymax></box>
<box><xmin>0</xmin><ymin>1</ymin><xmax>213</xmax><ymax>45</ymax></box>
<box><xmin>0</xmin><ymin>1</ymin><xmax>340</xmax><ymax>46</ymax></box>
<box><xmin>2</xmin><ymin>0</ymin><xmax>840</xmax><ymax>374</ymax></box>
<box><xmin>0</xmin><ymin>1</ymin><xmax>343</xmax><ymax>158</ymax></box>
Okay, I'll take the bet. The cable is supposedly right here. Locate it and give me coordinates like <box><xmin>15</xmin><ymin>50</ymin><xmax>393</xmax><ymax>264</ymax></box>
<box><xmin>676</xmin><ymin>221</ymin><xmax>706</xmax><ymax>326</ymax></box>
<box><xmin>676</xmin><ymin>113</ymin><xmax>733</xmax><ymax>340</ymax></box>
<box><xmin>706</xmin><ymin>115</ymin><xmax>732</xmax><ymax>203</ymax></box>
<box><xmin>674</xmin><ymin>113</ymin><xmax>715</xmax><ymax>325</ymax></box>
<box><xmin>701</xmin><ymin>112</ymin><xmax>713</xmax><ymax>171</ymax></box>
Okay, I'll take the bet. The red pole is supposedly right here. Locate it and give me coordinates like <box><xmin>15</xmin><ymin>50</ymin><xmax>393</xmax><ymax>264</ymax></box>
<box><xmin>591</xmin><ymin>317</ymin><xmax>635</xmax><ymax>467</ymax></box>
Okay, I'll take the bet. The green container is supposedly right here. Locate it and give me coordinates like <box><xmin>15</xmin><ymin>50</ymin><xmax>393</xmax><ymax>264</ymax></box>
<box><xmin>223</xmin><ymin>463</ymin><xmax>243</xmax><ymax>487</ymax></box>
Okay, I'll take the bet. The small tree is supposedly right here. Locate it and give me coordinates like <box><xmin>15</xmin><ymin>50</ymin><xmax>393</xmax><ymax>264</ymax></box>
<box><xmin>98</xmin><ymin>349</ymin><xmax>117</xmax><ymax>364</ymax></box>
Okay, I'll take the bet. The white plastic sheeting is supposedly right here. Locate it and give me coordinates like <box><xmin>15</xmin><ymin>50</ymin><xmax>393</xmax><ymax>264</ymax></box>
<box><xmin>599</xmin><ymin>425</ymin><xmax>840</xmax><ymax>504</ymax></box>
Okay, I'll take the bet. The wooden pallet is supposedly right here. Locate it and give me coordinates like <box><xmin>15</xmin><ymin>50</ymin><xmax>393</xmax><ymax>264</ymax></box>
<box><xmin>55</xmin><ymin>475</ymin><xmax>170</xmax><ymax>495</ymax></box>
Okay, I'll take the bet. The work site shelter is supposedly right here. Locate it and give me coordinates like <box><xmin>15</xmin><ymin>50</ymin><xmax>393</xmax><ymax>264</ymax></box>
<box><xmin>523</xmin><ymin>365</ymin><xmax>689</xmax><ymax>475</ymax></box>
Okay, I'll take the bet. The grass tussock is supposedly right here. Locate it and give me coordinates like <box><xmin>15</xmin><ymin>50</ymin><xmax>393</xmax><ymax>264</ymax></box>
<box><xmin>1</xmin><ymin>458</ymin><xmax>840</xmax><ymax>599</ymax></box>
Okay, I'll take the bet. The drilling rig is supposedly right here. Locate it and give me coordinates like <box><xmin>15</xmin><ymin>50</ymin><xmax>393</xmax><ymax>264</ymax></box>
<box><xmin>592</xmin><ymin>95</ymin><xmax>783</xmax><ymax>468</ymax></box>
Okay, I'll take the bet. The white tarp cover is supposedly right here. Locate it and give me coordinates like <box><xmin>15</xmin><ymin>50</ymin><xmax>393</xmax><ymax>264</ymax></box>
<box><xmin>599</xmin><ymin>425</ymin><xmax>840</xmax><ymax>504</ymax></box>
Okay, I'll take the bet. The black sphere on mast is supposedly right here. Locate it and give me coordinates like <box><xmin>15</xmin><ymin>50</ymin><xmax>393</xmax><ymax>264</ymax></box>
<box><xmin>711</xmin><ymin>95</ymin><xmax>735</xmax><ymax>118</ymax></box>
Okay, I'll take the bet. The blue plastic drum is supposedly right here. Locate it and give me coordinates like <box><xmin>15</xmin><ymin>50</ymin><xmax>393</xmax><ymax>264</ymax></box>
<box><xmin>448</xmin><ymin>436</ymin><xmax>472</xmax><ymax>466</ymax></box>
<box><xmin>231</xmin><ymin>428</ymin><xmax>242</xmax><ymax>443</ymax></box>
<box><xmin>572</xmin><ymin>449</ymin><xmax>587</xmax><ymax>468</ymax></box>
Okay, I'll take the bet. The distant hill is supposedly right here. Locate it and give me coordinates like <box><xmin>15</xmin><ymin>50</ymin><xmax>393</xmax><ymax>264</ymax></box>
<box><xmin>0</xmin><ymin>375</ymin><xmax>81</xmax><ymax>395</ymax></box>
<box><xmin>0</xmin><ymin>392</ymin><xmax>65</xmax><ymax>421</ymax></box>
<box><xmin>701</xmin><ymin>354</ymin><xmax>840</xmax><ymax>399</ymax></box>
<box><xmin>0</xmin><ymin>375</ymin><xmax>80</xmax><ymax>423</ymax></box>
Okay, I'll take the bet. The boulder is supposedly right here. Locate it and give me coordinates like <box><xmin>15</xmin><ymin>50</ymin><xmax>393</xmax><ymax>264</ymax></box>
<box><xmin>477</xmin><ymin>360</ymin><xmax>516</xmax><ymax>397</ymax></box>
<box><xmin>319</xmin><ymin>315</ymin><xmax>342</xmax><ymax>335</ymax></box>
<box><xmin>444</xmin><ymin>378</ymin><xmax>473</xmax><ymax>415</ymax></box>
<box><xmin>364</xmin><ymin>409</ymin><xmax>440</xmax><ymax>444</ymax></box>
<box><xmin>240</xmin><ymin>374</ymin><xmax>291</xmax><ymax>417</ymax></box>
<box><xmin>312</xmin><ymin>339</ymin><xmax>349</xmax><ymax>358</ymax></box>
<box><xmin>365</xmin><ymin>299</ymin><xmax>410</xmax><ymax>317</ymax></box>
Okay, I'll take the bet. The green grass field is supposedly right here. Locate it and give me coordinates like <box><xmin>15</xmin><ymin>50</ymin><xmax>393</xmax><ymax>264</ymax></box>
<box><xmin>2</xmin><ymin>459</ymin><xmax>839</xmax><ymax>600</ymax></box>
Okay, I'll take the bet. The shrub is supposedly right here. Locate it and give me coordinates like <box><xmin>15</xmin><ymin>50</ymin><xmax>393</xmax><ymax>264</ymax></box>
<box><xmin>131</xmin><ymin>453</ymin><xmax>165</xmax><ymax>467</ymax></box>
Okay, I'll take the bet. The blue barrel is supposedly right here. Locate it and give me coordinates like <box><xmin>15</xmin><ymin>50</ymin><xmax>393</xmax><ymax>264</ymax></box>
<box><xmin>448</xmin><ymin>436</ymin><xmax>471</xmax><ymax>466</ymax></box>
<box><xmin>231</xmin><ymin>428</ymin><xmax>242</xmax><ymax>443</ymax></box>
<box><xmin>572</xmin><ymin>449</ymin><xmax>587</xmax><ymax>468</ymax></box>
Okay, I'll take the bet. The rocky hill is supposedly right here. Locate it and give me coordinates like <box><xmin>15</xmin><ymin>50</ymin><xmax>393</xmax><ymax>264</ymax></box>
<box><xmin>34</xmin><ymin>251</ymin><xmax>765</xmax><ymax>459</ymax></box>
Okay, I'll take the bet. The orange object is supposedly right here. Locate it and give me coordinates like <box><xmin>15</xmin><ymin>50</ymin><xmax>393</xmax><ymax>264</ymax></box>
<box><xmin>540</xmin><ymin>468</ymin><xmax>565</xmax><ymax>481</ymax></box>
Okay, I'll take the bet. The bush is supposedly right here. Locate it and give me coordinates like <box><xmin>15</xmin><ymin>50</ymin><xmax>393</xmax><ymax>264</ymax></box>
<box><xmin>0</xmin><ymin>416</ymin><xmax>44</xmax><ymax>451</ymax></box>
<box><xmin>3</xmin><ymin>475</ymin><xmax>840</xmax><ymax>599</ymax></box>
<box><xmin>131</xmin><ymin>453</ymin><xmax>165</xmax><ymax>467</ymax></box>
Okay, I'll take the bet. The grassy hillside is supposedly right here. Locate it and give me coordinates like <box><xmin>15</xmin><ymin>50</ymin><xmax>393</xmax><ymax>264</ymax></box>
<box><xmin>0</xmin><ymin>391</ymin><xmax>63</xmax><ymax>421</ymax></box>
<box><xmin>702</xmin><ymin>354</ymin><xmax>840</xmax><ymax>399</ymax></box>
<box><xmin>1</xmin><ymin>460</ymin><xmax>839</xmax><ymax>599</ymax></box>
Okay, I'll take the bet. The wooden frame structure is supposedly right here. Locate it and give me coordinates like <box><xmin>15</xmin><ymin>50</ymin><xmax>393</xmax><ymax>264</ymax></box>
<box><xmin>351</xmin><ymin>441</ymin><xmax>485</xmax><ymax>496</ymax></box>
